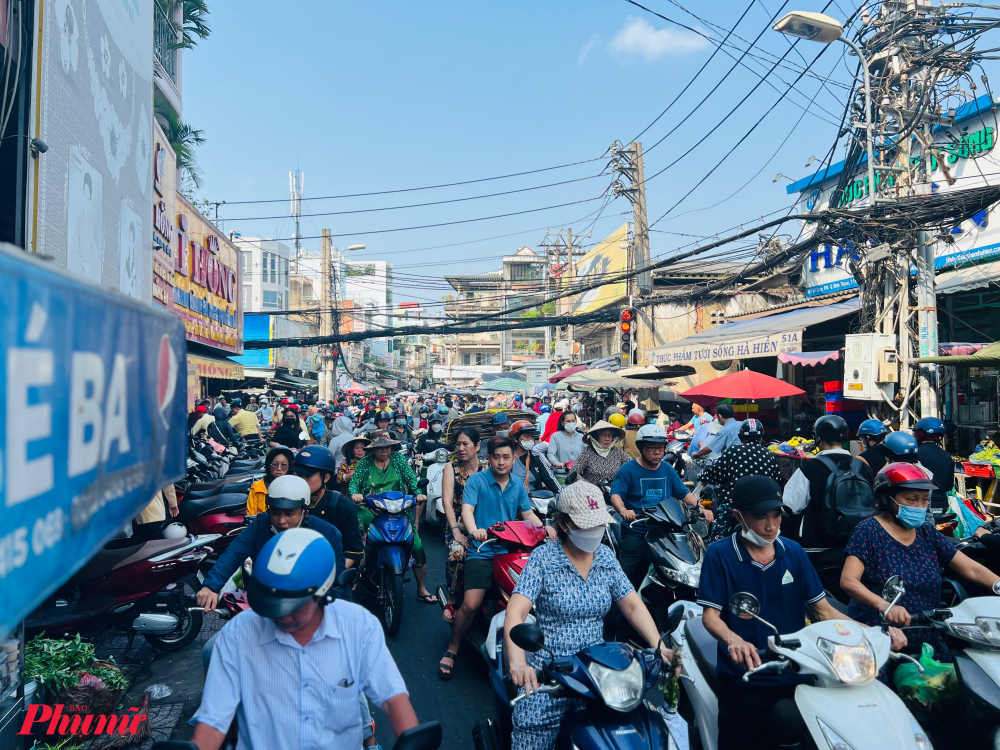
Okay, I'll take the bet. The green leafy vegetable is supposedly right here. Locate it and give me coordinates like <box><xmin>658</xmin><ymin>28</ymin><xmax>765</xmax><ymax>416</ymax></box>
<box><xmin>24</xmin><ymin>634</ymin><xmax>127</xmax><ymax>696</ymax></box>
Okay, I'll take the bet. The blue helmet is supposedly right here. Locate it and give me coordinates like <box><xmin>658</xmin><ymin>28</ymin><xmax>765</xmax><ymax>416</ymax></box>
<box><xmin>884</xmin><ymin>431</ymin><xmax>919</xmax><ymax>458</ymax></box>
<box><xmin>539</xmin><ymin>405</ymin><xmax>551</xmax><ymax>414</ymax></box>
<box><xmin>857</xmin><ymin>419</ymin><xmax>889</xmax><ymax>438</ymax></box>
<box><xmin>492</xmin><ymin>412</ymin><xmax>510</xmax><ymax>425</ymax></box>
<box><xmin>246</xmin><ymin>528</ymin><xmax>337</xmax><ymax>618</ymax></box>
<box><xmin>914</xmin><ymin>417</ymin><xmax>946</xmax><ymax>441</ymax></box>
<box><xmin>293</xmin><ymin>445</ymin><xmax>337</xmax><ymax>476</ymax></box>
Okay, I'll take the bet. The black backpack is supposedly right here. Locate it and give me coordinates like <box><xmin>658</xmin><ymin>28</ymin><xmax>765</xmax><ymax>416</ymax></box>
<box><xmin>814</xmin><ymin>455</ymin><xmax>874</xmax><ymax>541</ymax></box>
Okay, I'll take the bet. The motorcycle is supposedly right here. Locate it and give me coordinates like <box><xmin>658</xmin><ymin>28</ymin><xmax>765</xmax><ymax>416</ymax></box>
<box><xmin>528</xmin><ymin>489</ymin><xmax>558</xmax><ymax>526</ymax></box>
<box><xmin>663</xmin><ymin>440</ymin><xmax>691</xmax><ymax>480</ymax></box>
<box><xmin>417</xmin><ymin>447</ymin><xmax>451</xmax><ymax>529</ymax></box>
<box><xmin>362</xmin><ymin>491</ymin><xmax>418</xmax><ymax>636</ymax></box>
<box><xmin>27</xmin><ymin>533</ymin><xmax>218</xmax><ymax>652</ymax></box>
<box><xmin>473</xmin><ymin>618</ymin><xmax>685</xmax><ymax>750</ymax></box>
<box><xmin>152</xmin><ymin>722</ymin><xmax>442</xmax><ymax>750</ymax></box>
<box><xmin>669</xmin><ymin>576</ymin><xmax>930</xmax><ymax>750</ymax></box>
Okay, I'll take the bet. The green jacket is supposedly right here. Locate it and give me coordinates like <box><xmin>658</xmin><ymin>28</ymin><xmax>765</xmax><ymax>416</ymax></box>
<box><xmin>348</xmin><ymin>451</ymin><xmax>420</xmax><ymax>497</ymax></box>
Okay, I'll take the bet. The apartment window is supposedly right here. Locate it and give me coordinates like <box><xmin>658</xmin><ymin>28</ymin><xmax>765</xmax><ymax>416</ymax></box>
<box><xmin>462</xmin><ymin>353</ymin><xmax>471</xmax><ymax>366</ymax></box>
<box><xmin>510</xmin><ymin>263</ymin><xmax>538</xmax><ymax>281</ymax></box>
<box><xmin>263</xmin><ymin>291</ymin><xmax>279</xmax><ymax>309</ymax></box>
<box><xmin>476</xmin><ymin>352</ymin><xmax>488</xmax><ymax>366</ymax></box>
<box><xmin>242</xmin><ymin>252</ymin><xmax>251</xmax><ymax>274</ymax></box>
<box><xmin>270</xmin><ymin>255</ymin><xmax>277</xmax><ymax>283</ymax></box>
<box><xmin>242</xmin><ymin>286</ymin><xmax>251</xmax><ymax>309</ymax></box>
<box><xmin>282</xmin><ymin>257</ymin><xmax>288</xmax><ymax>285</ymax></box>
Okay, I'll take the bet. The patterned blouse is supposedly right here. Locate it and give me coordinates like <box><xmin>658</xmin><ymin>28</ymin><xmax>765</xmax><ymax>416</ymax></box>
<box><xmin>449</xmin><ymin>455</ymin><xmax>489</xmax><ymax>519</ymax></box>
<box><xmin>337</xmin><ymin>458</ymin><xmax>360</xmax><ymax>495</ymax></box>
<box><xmin>347</xmin><ymin>451</ymin><xmax>420</xmax><ymax>496</ymax></box>
<box><xmin>573</xmin><ymin>445</ymin><xmax>632</xmax><ymax>487</ymax></box>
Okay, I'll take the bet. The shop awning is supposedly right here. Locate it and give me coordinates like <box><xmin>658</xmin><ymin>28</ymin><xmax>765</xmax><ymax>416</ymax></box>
<box><xmin>648</xmin><ymin>299</ymin><xmax>860</xmax><ymax>366</ymax></box>
<box><xmin>919</xmin><ymin>340</ymin><xmax>1000</xmax><ymax>365</ymax></box>
<box><xmin>778</xmin><ymin>350</ymin><xmax>840</xmax><ymax>366</ymax></box>
<box><xmin>244</xmin><ymin>368</ymin><xmax>276</xmax><ymax>379</ymax></box>
<box><xmin>0</xmin><ymin>243</ymin><xmax>187</xmax><ymax>634</ymax></box>
<box><xmin>274</xmin><ymin>371</ymin><xmax>319</xmax><ymax>389</ymax></box>
<box><xmin>188</xmin><ymin>353</ymin><xmax>244</xmax><ymax>380</ymax></box>
<box><xmin>935</xmin><ymin>260</ymin><xmax>1000</xmax><ymax>295</ymax></box>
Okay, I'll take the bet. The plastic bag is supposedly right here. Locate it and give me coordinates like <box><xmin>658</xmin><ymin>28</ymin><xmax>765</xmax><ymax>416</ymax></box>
<box><xmin>893</xmin><ymin>642</ymin><xmax>958</xmax><ymax>707</ymax></box>
<box><xmin>948</xmin><ymin>491</ymin><xmax>986</xmax><ymax>538</ymax></box>
<box><xmin>144</xmin><ymin>683</ymin><xmax>172</xmax><ymax>700</ymax></box>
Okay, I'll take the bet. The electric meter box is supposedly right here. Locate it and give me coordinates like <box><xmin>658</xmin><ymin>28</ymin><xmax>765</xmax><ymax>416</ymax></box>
<box><xmin>844</xmin><ymin>333</ymin><xmax>897</xmax><ymax>400</ymax></box>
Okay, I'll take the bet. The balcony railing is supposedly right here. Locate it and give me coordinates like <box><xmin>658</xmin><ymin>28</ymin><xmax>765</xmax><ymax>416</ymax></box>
<box><xmin>154</xmin><ymin>4</ymin><xmax>177</xmax><ymax>82</ymax></box>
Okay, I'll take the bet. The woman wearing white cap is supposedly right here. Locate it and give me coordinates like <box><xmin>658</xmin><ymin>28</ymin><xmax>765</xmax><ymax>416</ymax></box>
<box><xmin>503</xmin><ymin>481</ymin><xmax>672</xmax><ymax>749</ymax></box>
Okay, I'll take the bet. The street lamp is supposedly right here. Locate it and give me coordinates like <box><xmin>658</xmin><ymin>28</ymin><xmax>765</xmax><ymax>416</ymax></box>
<box><xmin>774</xmin><ymin>11</ymin><xmax>878</xmax><ymax>203</ymax></box>
<box><xmin>347</xmin><ymin>244</ymin><xmax>366</xmax><ymax>251</ymax></box>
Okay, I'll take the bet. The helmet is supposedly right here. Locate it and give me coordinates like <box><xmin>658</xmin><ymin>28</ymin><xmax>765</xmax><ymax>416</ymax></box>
<box><xmin>635</xmin><ymin>424</ymin><xmax>668</xmax><ymax>445</ymax></box>
<box><xmin>628</xmin><ymin>408</ymin><xmax>645</xmax><ymax>419</ymax></box>
<box><xmin>857</xmin><ymin>419</ymin><xmax>888</xmax><ymax>438</ymax></box>
<box><xmin>874</xmin><ymin>462</ymin><xmax>938</xmax><ymax>496</ymax></box>
<box><xmin>419</xmin><ymin>407</ymin><xmax>430</xmax><ymax>416</ymax></box>
<box><xmin>509</xmin><ymin>420</ymin><xmax>539</xmax><ymax>440</ymax></box>
<box><xmin>246</xmin><ymin>528</ymin><xmax>337</xmax><ymax>618</ymax></box>
<box><xmin>266</xmin><ymin>475</ymin><xmax>311</xmax><ymax>510</ymax></box>
<box><xmin>539</xmin><ymin>405</ymin><xmax>551</xmax><ymax>414</ymax></box>
<box><xmin>438</xmin><ymin>405</ymin><xmax>450</xmax><ymax>415</ymax></box>
<box><xmin>375</xmin><ymin>410</ymin><xmax>393</xmax><ymax>423</ymax></box>
<box><xmin>914</xmin><ymin>417</ymin><xmax>946</xmax><ymax>442</ymax></box>
<box><xmin>293</xmin><ymin>445</ymin><xmax>337</xmax><ymax>475</ymax></box>
<box><xmin>608</xmin><ymin>413</ymin><xmax>627</xmax><ymax>429</ymax></box>
<box><xmin>739</xmin><ymin>419</ymin><xmax>764</xmax><ymax>439</ymax></box>
<box><xmin>814</xmin><ymin>415</ymin><xmax>849</xmax><ymax>444</ymax></box>
<box><xmin>492</xmin><ymin>412</ymin><xmax>511</xmax><ymax>425</ymax></box>
<box><xmin>162</xmin><ymin>522</ymin><xmax>188</xmax><ymax>539</ymax></box>
<box><xmin>884</xmin><ymin>431</ymin><xmax>919</xmax><ymax>458</ymax></box>
<box><xmin>265</xmin><ymin>446</ymin><xmax>295</xmax><ymax>471</ymax></box>
<box><xmin>626</xmin><ymin>412</ymin><xmax>645</xmax><ymax>426</ymax></box>
<box><xmin>427</xmin><ymin>412</ymin><xmax>444</xmax><ymax>425</ymax></box>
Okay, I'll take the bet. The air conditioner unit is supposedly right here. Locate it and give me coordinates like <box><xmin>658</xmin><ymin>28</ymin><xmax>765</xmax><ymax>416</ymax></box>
<box><xmin>844</xmin><ymin>334</ymin><xmax>897</xmax><ymax>400</ymax></box>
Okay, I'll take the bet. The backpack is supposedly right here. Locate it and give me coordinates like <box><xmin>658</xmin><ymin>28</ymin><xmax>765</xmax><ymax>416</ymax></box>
<box><xmin>814</xmin><ymin>455</ymin><xmax>874</xmax><ymax>541</ymax></box>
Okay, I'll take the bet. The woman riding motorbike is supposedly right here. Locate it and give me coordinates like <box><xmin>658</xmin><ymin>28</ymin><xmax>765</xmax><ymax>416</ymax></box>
<box><xmin>349</xmin><ymin>431</ymin><xmax>435</xmax><ymax>604</ymax></box>
<box><xmin>573</xmin><ymin>420</ymin><xmax>630</xmax><ymax>487</ymax></box>
<box><xmin>246</xmin><ymin>447</ymin><xmax>295</xmax><ymax>516</ymax></box>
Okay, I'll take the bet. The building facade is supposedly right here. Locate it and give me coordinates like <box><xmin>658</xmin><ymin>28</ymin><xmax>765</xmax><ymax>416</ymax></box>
<box><xmin>233</xmin><ymin>237</ymin><xmax>292</xmax><ymax>313</ymax></box>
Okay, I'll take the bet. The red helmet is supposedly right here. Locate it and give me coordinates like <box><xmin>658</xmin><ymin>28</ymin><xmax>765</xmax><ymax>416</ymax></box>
<box><xmin>280</xmin><ymin>398</ymin><xmax>290</xmax><ymax>405</ymax></box>
<box><xmin>874</xmin><ymin>462</ymin><xmax>938</xmax><ymax>495</ymax></box>
<box><xmin>509</xmin><ymin>420</ymin><xmax>539</xmax><ymax>440</ymax></box>
<box><xmin>626</xmin><ymin>412</ymin><xmax>645</xmax><ymax>426</ymax></box>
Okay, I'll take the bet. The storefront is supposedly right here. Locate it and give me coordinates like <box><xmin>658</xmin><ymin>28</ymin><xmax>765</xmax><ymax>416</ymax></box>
<box><xmin>152</xmin><ymin>121</ymin><xmax>243</xmax><ymax>403</ymax></box>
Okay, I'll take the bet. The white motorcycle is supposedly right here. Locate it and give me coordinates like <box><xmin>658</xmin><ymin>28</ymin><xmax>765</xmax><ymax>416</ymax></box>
<box><xmin>669</xmin><ymin>576</ymin><xmax>931</xmax><ymax>750</ymax></box>
<box><xmin>418</xmin><ymin>447</ymin><xmax>450</xmax><ymax>529</ymax></box>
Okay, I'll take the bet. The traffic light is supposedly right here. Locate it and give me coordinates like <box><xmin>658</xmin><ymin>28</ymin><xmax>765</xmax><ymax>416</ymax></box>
<box><xmin>620</xmin><ymin>307</ymin><xmax>636</xmax><ymax>364</ymax></box>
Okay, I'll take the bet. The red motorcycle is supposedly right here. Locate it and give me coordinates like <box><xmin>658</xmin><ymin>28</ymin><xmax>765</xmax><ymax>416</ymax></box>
<box><xmin>177</xmin><ymin>490</ymin><xmax>249</xmax><ymax>567</ymax></box>
<box><xmin>26</xmin><ymin>534</ymin><xmax>218</xmax><ymax>652</ymax></box>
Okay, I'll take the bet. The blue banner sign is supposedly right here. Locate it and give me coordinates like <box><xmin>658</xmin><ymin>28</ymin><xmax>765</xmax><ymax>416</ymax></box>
<box><xmin>0</xmin><ymin>244</ymin><xmax>188</xmax><ymax>634</ymax></box>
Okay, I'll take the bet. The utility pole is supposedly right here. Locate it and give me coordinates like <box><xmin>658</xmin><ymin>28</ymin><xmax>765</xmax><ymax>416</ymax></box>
<box><xmin>320</xmin><ymin>229</ymin><xmax>332</xmax><ymax>402</ymax></box>
<box><xmin>612</xmin><ymin>141</ymin><xmax>650</xmax><ymax>366</ymax></box>
<box><xmin>289</xmin><ymin>170</ymin><xmax>304</xmax><ymax>273</ymax></box>
<box><xmin>541</xmin><ymin>227</ymin><xmax>590</xmax><ymax>363</ymax></box>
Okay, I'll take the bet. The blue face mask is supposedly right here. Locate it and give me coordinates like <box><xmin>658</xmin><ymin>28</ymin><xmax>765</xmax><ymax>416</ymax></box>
<box><xmin>895</xmin><ymin>500</ymin><xmax>928</xmax><ymax>529</ymax></box>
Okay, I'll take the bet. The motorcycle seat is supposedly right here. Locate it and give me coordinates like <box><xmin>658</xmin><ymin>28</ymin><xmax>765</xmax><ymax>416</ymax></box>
<box><xmin>185</xmin><ymin>477</ymin><xmax>254</xmax><ymax>499</ymax></box>
<box><xmin>684</xmin><ymin>616</ymin><xmax>719</xmax><ymax>695</ymax></box>
<box><xmin>178</xmin><ymin>492</ymin><xmax>249</xmax><ymax>521</ymax></box>
<box><xmin>73</xmin><ymin>538</ymin><xmax>190</xmax><ymax>582</ymax></box>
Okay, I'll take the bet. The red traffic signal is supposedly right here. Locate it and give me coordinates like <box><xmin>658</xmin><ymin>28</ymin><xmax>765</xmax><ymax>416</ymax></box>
<box><xmin>621</xmin><ymin>308</ymin><xmax>635</xmax><ymax>323</ymax></box>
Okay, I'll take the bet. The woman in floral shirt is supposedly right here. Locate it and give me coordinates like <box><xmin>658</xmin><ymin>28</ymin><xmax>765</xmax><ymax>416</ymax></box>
<box><xmin>348</xmin><ymin>430</ymin><xmax>434</xmax><ymax>602</ymax></box>
<box><xmin>440</xmin><ymin>426</ymin><xmax>488</xmax><ymax>622</ymax></box>
<box><xmin>573</xmin><ymin>421</ymin><xmax>631</xmax><ymax>487</ymax></box>
<box><xmin>336</xmin><ymin>436</ymin><xmax>369</xmax><ymax>495</ymax></box>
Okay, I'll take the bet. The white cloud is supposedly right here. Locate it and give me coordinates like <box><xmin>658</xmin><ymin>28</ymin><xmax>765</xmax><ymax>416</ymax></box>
<box><xmin>609</xmin><ymin>16</ymin><xmax>708</xmax><ymax>61</ymax></box>
<box><xmin>578</xmin><ymin>34</ymin><xmax>601</xmax><ymax>65</ymax></box>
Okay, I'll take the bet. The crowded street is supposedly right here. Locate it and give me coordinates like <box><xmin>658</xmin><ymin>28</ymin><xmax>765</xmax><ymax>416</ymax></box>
<box><xmin>5</xmin><ymin>2</ymin><xmax>1000</xmax><ymax>750</ymax></box>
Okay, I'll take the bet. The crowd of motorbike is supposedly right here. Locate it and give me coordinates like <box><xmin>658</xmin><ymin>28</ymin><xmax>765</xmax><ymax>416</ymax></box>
<box><xmin>26</xmin><ymin>392</ymin><xmax>1000</xmax><ymax>750</ymax></box>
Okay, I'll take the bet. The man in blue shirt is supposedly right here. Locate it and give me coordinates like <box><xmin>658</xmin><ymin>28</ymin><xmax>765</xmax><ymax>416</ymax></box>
<box><xmin>697</xmin><ymin>475</ymin><xmax>906</xmax><ymax>750</ymax></box>
<box><xmin>610</xmin><ymin>424</ymin><xmax>707</xmax><ymax>589</ymax></box>
<box><xmin>692</xmin><ymin>402</ymin><xmax>741</xmax><ymax>459</ymax></box>
<box><xmin>438</xmin><ymin>436</ymin><xmax>551</xmax><ymax>680</ymax></box>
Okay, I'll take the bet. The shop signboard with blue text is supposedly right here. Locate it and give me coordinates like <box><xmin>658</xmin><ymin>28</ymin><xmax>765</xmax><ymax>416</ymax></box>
<box><xmin>0</xmin><ymin>244</ymin><xmax>188</xmax><ymax>634</ymax></box>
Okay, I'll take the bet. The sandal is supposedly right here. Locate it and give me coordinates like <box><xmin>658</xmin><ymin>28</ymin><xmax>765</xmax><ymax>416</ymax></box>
<box><xmin>417</xmin><ymin>593</ymin><xmax>437</xmax><ymax>604</ymax></box>
<box><xmin>438</xmin><ymin>651</ymin><xmax>458</xmax><ymax>680</ymax></box>
<box><xmin>443</xmin><ymin>603</ymin><xmax>457</xmax><ymax>622</ymax></box>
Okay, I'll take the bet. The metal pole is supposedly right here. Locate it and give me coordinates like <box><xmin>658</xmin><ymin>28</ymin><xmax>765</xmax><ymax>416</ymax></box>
<box><xmin>837</xmin><ymin>36</ymin><xmax>878</xmax><ymax>203</ymax></box>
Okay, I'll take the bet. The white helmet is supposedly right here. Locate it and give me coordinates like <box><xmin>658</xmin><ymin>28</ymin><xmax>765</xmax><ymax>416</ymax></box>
<box><xmin>266</xmin><ymin>475</ymin><xmax>312</xmax><ymax>510</ymax></box>
<box><xmin>162</xmin><ymin>522</ymin><xmax>188</xmax><ymax>539</ymax></box>
<box><xmin>635</xmin><ymin>424</ymin><xmax>668</xmax><ymax>445</ymax></box>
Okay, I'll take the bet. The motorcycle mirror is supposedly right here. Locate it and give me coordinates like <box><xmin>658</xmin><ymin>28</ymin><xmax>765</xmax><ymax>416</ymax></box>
<box><xmin>510</xmin><ymin>622</ymin><xmax>546</xmax><ymax>653</ymax></box>
<box><xmin>417</xmin><ymin>478</ymin><xmax>429</xmax><ymax>490</ymax></box>
<box><xmin>882</xmin><ymin>575</ymin><xmax>906</xmax><ymax>603</ymax></box>
<box><xmin>664</xmin><ymin>606</ymin><xmax>685</xmax><ymax>635</ymax></box>
<box><xmin>393</xmin><ymin>722</ymin><xmax>443</xmax><ymax>750</ymax></box>
<box><xmin>729</xmin><ymin>592</ymin><xmax>761</xmax><ymax>618</ymax></box>
<box><xmin>335</xmin><ymin>568</ymin><xmax>359</xmax><ymax>589</ymax></box>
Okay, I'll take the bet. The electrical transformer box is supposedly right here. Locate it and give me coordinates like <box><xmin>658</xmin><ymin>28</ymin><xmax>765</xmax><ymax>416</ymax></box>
<box><xmin>844</xmin><ymin>333</ymin><xmax>898</xmax><ymax>400</ymax></box>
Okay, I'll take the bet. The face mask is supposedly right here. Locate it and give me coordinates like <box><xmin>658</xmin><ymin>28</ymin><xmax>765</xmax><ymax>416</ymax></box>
<box><xmin>520</xmin><ymin>440</ymin><xmax>536</xmax><ymax>451</ymax></box>
<box><xmin>567</xmin><ymin>526</ymin><xmax>605</xmax><ymax>553</ymax></box>
<box><xmin>431</xmin><ymin>424</ymin><xmax>442</xmax><ymax>433</ymax></box>
<box><xmin>564</xmin><ymin>423</ymin><xmax>577</xmax><ymax>433</ymax></box>
<box><xmin>396</xmin><ymin>420</ymin><xmax>406</xmax><ymax>427</ymax></box>
<box><xmin>895</xmin><ymin>500</ymin><xmax>928</xmax><ymax>529</ymax></box>
<box><xmin>735</xmin><ymin>512</ymin><xmax>778</xmax><ymax>547</ymax></box>
<box><xmin>496</xmin><ymin>429</ymin><xmax>509</xmax><ymax>438</ymax></box>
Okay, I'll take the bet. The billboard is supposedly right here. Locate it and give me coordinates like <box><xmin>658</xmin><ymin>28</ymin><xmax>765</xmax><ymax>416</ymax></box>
<box><xmin>272</xmin><ymin>317</ymin><xmax>318</xmax><ymax>372</ymax></box>
<box><xmin>567</xmin><ymin>224</ymin><xmax>629</xmax><ymax>314</ymax></box>
<box><xmin>792</xmin><ymin>100</ymin><xmax>1000</xmax><ymax>297</ymax></box>
<box><xmin>32</xmin><ymin>0</ymin><xmax>153</xmax><ymax>302</ymax></box>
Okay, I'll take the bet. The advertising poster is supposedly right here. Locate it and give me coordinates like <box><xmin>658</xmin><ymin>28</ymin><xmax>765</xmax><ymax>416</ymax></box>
<box><xmin>567</xmin><ymin>224</ymin><xmax>629</xmax><ymax>314</ymax></box>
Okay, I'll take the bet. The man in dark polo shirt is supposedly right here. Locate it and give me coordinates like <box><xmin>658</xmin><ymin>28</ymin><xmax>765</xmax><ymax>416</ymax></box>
<box><xmin>697</xmin><ymin>475</ymin><xmax>906</xmax><ymax>750</ymax></box>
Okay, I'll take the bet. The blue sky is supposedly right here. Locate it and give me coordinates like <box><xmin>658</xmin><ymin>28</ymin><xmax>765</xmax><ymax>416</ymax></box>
<box><xmin>183</xmin><ymin>0</ymin><xmax>859</xmax><ymax>307</ymax></box>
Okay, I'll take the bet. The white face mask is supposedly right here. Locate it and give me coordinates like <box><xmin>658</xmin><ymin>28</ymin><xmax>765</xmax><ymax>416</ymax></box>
<box><xmin>567</xmin><ymin>526</ymin><xmax>605</xmax><ymax>553</ymax></box>
<box><xmin>431</xmin><ymin>423</ymin><xmax>443</xmax><ymax>433</ymax></box>
<box><xmin>735</xmin><ymin>512</ymin><xmax>779</xmax><ymax>547</ymax></box>
<box><xmin>496</xmin><ymin>429</ymin><xmax>509</xmax><ymax>437</ymax></box>
<box><xmin>520</xmin><ymin>439</ymin><xmax>536</xmax><ymax>451</ymax></box>
<box><xmin>564</xmin><ymin>423</ymin><xmax>577</xmax><ymax>433</ymax></box>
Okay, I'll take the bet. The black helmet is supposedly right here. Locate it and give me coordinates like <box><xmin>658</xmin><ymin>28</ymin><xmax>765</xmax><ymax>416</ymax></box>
<box><xmin>814</xmin><ymin>415</ymin><xmax>848</xmax><ymax>443</ymax></box>
<box><xmin>739</xmin><ymin>418</ymin><xmax>764</xmax><ymax>440</ymax></box>
<box><xmin>375</xmin><ymin>410</ymin><xmax>393</xmax><ymax>423</ymax></box>
<box><xmin>293</xmin><ymin>445</ymin><xmax>337</xmax><ymax>476</ymax></box>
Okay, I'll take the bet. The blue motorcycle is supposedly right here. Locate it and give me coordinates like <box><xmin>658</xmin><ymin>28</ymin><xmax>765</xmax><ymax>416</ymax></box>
<box><xmin>363</xmin><ymin>491</ymin><xmax>416</xmax><ymax>636</ymax></box>
<box><xmin>474</xmin><ymin>615</ymin><xmax>686</xmax><ymax>750</ymax></box>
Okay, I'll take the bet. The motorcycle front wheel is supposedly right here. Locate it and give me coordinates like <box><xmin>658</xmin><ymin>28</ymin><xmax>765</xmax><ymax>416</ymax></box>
<box><xmin>381</xmin><ymin>568</ymin><xmax>405</xmax><ymax>636</ymax></box>
<box><xmin>144</xmin><ymin>607</ymin><xmax>203</xmax><ymax>652</ymax></box>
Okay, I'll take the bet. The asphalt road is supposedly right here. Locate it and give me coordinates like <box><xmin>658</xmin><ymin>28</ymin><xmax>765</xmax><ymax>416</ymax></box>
<box><xmin>366</xmin><ymin>522</ymin><xmax>496</xmax><ymax>750</ymax></box>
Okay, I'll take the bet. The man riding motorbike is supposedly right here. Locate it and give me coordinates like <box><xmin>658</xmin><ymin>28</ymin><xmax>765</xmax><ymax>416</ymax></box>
<box><xmin>914</xmin><ymin>416</ymin><xmax>955</xmax><ymax>509</ymax></box>
<box><xmin>857</xmin><ymin>419</ymin><xmax>891</xmax><ymax>474</ymax></box>
<box><xmin>415</xmin><ymin>413</ymin><xmax>449</xmax><ymax>455</ymax></box>
<box><xmin>479</xmin><ymin>412</ymin><xmax>511</xmax><ymax>460</ymax></box>
<box><xmin>508</xmin><ymin>420</ymin><xmax>561</xmax><ymax>495</ymax></box>
<box><xmin>292</xmin><ymin>445</ymin><xmax>365</xmax><ymax>570</ymax></box>
<box><xmin>195</xmin><ymin>476</ymin><xmax>344</xmax><ymax>613</ymax></box>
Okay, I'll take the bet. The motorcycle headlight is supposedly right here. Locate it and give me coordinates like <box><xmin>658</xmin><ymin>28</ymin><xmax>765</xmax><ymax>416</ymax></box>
<box><xmin>817</xmin><ymin>718</ymin><xmax>855</xmax><ymax>750</ymax></box>
<box><xmin>950</xmin><ymin>617</ymin><xmax>1000</xmax><ymax>648</ymax></box>
<box><xmin>816</xmin><ymin>637</ymin><xmax>877</xmax><ymax>686</ymax></box>
<box><xmin>507</xmin><ymin>566</ymin><xmax>520</xmax><ymax>584</ymax></box>
<box><xmin>586</xmin><ymin>658</ymin><xmax>644</xmax><ymax>712</ymax></box>
<box><xmin>383</xmin><ymin>498</ymin><xmax>405</xmax><ymax>513</ymax></box>
<box><xmin>662</xmin><ymin>562</ymin><xmax>700</xmax><ymax>588</ymax></box>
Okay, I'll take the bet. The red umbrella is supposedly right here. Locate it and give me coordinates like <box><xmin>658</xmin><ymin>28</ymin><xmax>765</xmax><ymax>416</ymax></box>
<box><xmin>680</xmin><ymin>369</ymin><xmax>808</xmax><ymax>407</ymax></box>
<box><xmin>549</xmin><ymin>364</ymin><xmax>587</xmax><ymax>383</ymax></box>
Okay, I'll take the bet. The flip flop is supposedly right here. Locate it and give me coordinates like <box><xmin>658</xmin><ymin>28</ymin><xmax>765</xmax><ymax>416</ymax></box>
<box><xmin>443</xmin><ymin>603</ymin><xmax>457</xmax><ymax>622</ymax></box>
<box><xmin>417</xmin><ymin>593</ymin><xmax>437</xmax><ymax>604</ymax></box>
<box><xmin>438</xmin><ymin>651</ymin><xmax>458</xmax><ymax>680</ymax></box>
